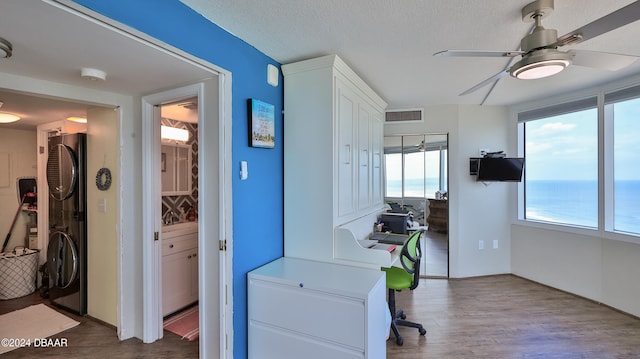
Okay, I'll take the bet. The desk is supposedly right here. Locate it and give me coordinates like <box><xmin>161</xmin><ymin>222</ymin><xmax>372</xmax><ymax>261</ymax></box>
<box><xmin>370</xmin><ymin>232</ymin><xmax>409</xmax><ymax>245</ymax></box>
<box><xmin>334</xmin><ymin>227</ymin><xmax>401</xmax><ymax>269</ymax></box>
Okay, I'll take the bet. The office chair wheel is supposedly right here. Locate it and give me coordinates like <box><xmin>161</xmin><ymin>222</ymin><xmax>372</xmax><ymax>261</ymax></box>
<box><xmin>419</xmin><ymin>328</ymin><xmax>427</xmax><ymax>335</ymax></box>
<box><xmin>396</xmin><ymin>336</ymin><xmax>403</xmax><ymax>346</ymax></box>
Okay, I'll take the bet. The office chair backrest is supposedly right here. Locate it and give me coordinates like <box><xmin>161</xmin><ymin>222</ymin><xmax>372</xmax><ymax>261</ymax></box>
<box><xmin>399</xmin><ymin>230</ymin><xmax>422</xmax><ymax>290</ymax></box>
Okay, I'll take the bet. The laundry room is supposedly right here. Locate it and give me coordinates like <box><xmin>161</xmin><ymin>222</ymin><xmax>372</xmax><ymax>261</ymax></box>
<box><xmin>0</xmin><ymin>88</ymin><xmax>119</xmax><ymax>322</ymax></box>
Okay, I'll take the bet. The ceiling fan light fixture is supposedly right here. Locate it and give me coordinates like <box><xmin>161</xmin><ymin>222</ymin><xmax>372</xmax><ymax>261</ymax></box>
<box><xmin>510</xmin><ymin>50</ymin><xmax>573</xmax><ymax>80</ymax></box>
<box><xmin>512</xmin><ymin>59</ymin><xmax>570</xmax><ymax>79</ymax></box>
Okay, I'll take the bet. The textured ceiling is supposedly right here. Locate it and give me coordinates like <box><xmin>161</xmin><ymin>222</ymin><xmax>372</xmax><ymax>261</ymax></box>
<box><xmin>181</xmin><ymin>0</ymin><xmax>640</xmax><ymax>108</ymax></box>
<box><xmin>0</xmin><ymin>0</ymin><xmax>213</xmax><ymax>130</ymax></box>
<box><xmin>2</xmin><ymin>0</ymin><xmax>640</xmax><ymax>132</ymax></box>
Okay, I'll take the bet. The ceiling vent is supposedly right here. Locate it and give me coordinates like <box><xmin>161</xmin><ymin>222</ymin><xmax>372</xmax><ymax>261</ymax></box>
<box><xmin>385</xmin><ymin>108</ymin><xmax>423</xmax><ymax>124</ymax></box>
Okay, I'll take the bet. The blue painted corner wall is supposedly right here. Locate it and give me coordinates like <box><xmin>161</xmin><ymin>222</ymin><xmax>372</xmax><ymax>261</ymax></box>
<box><xmin>73</xmin><ymin>1</ymin><xmax>284</xmax><ymax>357</ymax></box>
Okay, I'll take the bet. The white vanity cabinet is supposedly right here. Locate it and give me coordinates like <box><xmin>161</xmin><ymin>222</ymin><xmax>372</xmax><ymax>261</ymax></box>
<box><xmin>282</xmin><ymin>55</ymin><xmax>387</xmax><ymax>265</ymax></box>
<box><xmin>248</xmin><ymin>257</ymin><xmax>388</xmax><ymax>359</ymax></box>
<box><xmin>162</xmin><ymin>224</ymin><xmax>198</xmax><ymax>316</ymax></box>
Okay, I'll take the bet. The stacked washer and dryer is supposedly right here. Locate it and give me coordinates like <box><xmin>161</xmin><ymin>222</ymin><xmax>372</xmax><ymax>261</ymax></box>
<box><xmin>46</xmin><ymin>133</ymin><xmax>87</xmax><ymax>315</ymax></box>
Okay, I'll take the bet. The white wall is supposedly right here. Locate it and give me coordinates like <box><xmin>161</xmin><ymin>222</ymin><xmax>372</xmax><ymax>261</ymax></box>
<box><xmin>87</xmin><ymin>106</ymin><xmax>120</xmax><ymax>326</ymax></box>
<box><xmin>385</xmin><ymin>104</ymin><xmax>513</xmax><ymax>278</ymax></box>
<box><xmin>509</xmin><ymin>74</ymin><xmax>640</xmax><ymax>319</ymax></box>
<box><xmin>0</xmin><ymin>128</ymin><xmax>37</xmax><ymax>251</ymax></box>
<box><xmin>512</xmin><ymin>224</ymin><xmax>640</xmax><ymax>317</ymax></box>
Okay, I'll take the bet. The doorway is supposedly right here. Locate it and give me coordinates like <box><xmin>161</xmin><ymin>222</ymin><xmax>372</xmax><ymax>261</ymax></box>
<box><xmin>383</xmin><ymin>134</ymin><xmax>449</xmax><ymax>277</ymax></box>
<box><xmin>142</xmin><ymin>79</ymin><xmax>229</xmax><ymax>357</ymax></box>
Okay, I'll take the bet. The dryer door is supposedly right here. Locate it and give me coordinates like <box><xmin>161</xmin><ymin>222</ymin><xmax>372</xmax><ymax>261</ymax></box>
<box><xmin>46</xmin><ymin>143</ymin><xmax>78</xmax><ymax>201</ymax></box>
<box><xmin>47</xmin><ymin>231</ymin><xmax>79</xmax><ymax>289</ymax></box>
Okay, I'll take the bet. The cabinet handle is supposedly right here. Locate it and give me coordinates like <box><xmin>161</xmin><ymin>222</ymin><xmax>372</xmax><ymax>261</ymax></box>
<box><xmin>169</xmin><ymin>244</ymin><xmax>174</xmax><ymax>248</ymax></box>
<box><xmin>361</xmin><ymin>149</ymin><xmax>368</xmax><ymax>166</ymax></box>
<box><xmin>187</xmin><ymin>255</ymin><xmax>192</xmax><ymax>259</ymax></box>
<box><xmin>193</xmin><ymin>253</ymin><xmax>197</xmax><ymax>257</ymax></box>
<box><xmin>344</xmin><ymin>144</ymin><xmax>351</xmax><ymax>164</ymax></box>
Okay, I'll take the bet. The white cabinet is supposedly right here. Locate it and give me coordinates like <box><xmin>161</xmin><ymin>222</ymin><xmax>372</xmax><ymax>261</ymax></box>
<box><xmin>162</xmin><ymin>226</ymin><xmax>198</xmax><ymax>316</ymax></box>
<box><xmin>283</xmin><ymin>55</ymin><xmax>387</xmax><ymax>265</ymax></box>
<box><xmin>248</xmin><ymin>257</ymin><xmax>388</xmax><ymax>359</ymax></box>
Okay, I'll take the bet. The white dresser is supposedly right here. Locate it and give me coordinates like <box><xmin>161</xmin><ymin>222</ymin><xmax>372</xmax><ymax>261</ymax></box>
<box><xmin>248</xmin><ymin>257</ymin><xmax>388</xmax><ymax>359</ymax></box>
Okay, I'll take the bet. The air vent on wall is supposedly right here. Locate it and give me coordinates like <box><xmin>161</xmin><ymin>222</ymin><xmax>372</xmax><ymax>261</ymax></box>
<box><xmin>385</xmin><ymin>108</ymin><xmax>423</xmax><ymax>123</ymax></box>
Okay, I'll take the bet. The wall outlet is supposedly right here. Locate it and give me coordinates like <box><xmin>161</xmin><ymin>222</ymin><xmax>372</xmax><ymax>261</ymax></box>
<box><xmin>493</xmin><ymin>239</ymin><xmax>499</xmax><ymax>249</ymax></box>
<box><xmin>478</xmin><ymin>240</ymin><xmax>484</xmax><ymax>250</ymax></box>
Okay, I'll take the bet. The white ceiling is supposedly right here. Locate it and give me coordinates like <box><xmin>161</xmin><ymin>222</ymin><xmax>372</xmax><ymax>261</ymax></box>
<box><xmin>1</xmin><ymin>0</ymin><xmax>640</xmax><ymax>132</ymax></box>
<box><xmin>0</xmin><ymin>0</ymin><xmax>214</xmax><ymax>130</ymax></box>
<box><xmin>181</xmin><ymin>0</ymin><xmax>640</xmax><ymax>108</ymax></box>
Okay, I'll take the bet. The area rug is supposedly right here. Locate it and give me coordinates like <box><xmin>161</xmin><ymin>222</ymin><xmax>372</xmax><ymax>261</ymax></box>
<box><xmin>163</xmin><ymin>305</ymin><xmax>199</xmax><ymax>341</ymax></box>
<box><xmin>0</xmin><ymin>303</ymin><xmax>80</xmax><ymax>354</ymax></box>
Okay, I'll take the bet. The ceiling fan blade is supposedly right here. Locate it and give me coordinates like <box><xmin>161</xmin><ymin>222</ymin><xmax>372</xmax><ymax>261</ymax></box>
<box><xmin>556</xmin><ymin>1</ymin><xmax>640</xmax><ymax>46</ymax></box>
<box><xmin>571</xmin><ymin>50</ymin><xmax>639</xmax><ymax>71</ymax></box>
<box><xmin>459</xmin><ymin>70</ymin><xmax>509</xmax><ymax>96</ymax></box>
<box><xmin>434</xmin><ymin>50</ymin><xmax>523</xmax><ymax>57</ymax></box>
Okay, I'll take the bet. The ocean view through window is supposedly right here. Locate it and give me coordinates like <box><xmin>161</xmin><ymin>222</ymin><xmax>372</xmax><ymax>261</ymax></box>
<box><xmin>524</xmin><ymin>107</ymin><xmax>598</xmax><ymax>228</ymax></box>
<box><xmin>610</xmin><ymin>95</ymin><xmax>640</xmax><ymax>235</ymax></box>
<box><xmin>520</xmin><ymin>90</ymin><xmax>640</xmax><ymax>236</ymax></box>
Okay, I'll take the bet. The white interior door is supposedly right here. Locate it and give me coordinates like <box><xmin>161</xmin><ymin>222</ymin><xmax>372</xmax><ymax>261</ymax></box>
<box><xmin>142</xmin><ymin>79</ymin><xmax>228</xmax><ymax>358</ymax></box>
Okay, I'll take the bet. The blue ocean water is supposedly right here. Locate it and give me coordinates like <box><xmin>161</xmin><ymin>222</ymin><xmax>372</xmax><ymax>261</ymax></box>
<box><xmin>526</xmin><ymin>180</ymin><xmax>640</xmax><ymax>234</ymax></box>
<box><xmin>386</xmin><ymin>178</ymin><xmax>442</xmax><ymax>198</ymax></box>
<box><xmin>388</xmin><ymin>178</ymin><xmax>640</xmax><ymax>235</ymax></box>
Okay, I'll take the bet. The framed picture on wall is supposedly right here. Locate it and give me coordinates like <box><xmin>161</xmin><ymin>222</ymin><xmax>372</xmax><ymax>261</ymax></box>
<box><xmin>248</xmin><ymin>98</ymin><xmax>275</xmax><ymax>149</ymax></box>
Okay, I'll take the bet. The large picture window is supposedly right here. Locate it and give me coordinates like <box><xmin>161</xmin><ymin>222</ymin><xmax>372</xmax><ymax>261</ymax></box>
<box><xmin>606</xmin><ymin>91</ymin><xmax>640</xmax><ymax>235</ymax></box>
<box><xmin>522</xmin><ymin>104</ymin><xmax>598</xmax><ymax>228</ymax></box>
<box><xmin>520</xmin><ymin>88</ymin><xmax>640</xmax><ymax>237</ymax></box>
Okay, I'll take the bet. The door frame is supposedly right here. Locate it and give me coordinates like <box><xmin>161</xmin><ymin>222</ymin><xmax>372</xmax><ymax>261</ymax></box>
<box><xmin>141</xmin><ymin>77</ymin><xmax>233</xmax><ymax>358</ymax></box>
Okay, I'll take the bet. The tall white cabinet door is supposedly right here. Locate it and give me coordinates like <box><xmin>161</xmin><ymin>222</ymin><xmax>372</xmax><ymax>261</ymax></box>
<box><xmin>358</xmin><ymin>104</ymin><xmax>371</xmax><ymax>210</ymax></box>
<box><xmin>336</xmin><ymin>80</ymin><xmax>356</xmax><ymax>218</ymax></box>
<box><xmin>371</xmin><ymin>113</ymin><xmax>383</xmax><ymax>207</ymax></box>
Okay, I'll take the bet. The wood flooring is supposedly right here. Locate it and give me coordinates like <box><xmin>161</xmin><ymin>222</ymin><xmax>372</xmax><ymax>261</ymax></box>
<box><xmin>0</xmin><ymin>293</ymin><xmax>198</xmax><ymax>358</ymax></box>
<box><xmin>387</xmin><ymin>275</ymin><xmax>640</xmax><ymax>359</ymax></box>
<box><xmin>422</xmin><ymin>230</ymin><xmax>448</xmax><ymax>278</ymax></box>
<box><xmin>2</xmin><ymin>275</ymin><xmax>640</xmax><ymax>358</ymax></box>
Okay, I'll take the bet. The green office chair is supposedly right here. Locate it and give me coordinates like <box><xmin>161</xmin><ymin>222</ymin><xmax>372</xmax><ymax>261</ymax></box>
<box><xmin>382</xmin><ymin>229</ymin><xmax>426</xmax><ymax>345</ymax></box>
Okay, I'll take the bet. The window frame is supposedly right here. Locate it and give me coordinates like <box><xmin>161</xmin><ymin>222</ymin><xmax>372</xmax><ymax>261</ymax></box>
<box><xmin>514</xmin><ymin>84</ymin><xmax>640</xmax><ymax>245</ymax></box>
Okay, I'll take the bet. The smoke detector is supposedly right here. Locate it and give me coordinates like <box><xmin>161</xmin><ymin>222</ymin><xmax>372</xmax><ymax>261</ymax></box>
<box><xmin>81</xmin><ymin>67</ymin><xmax>106</xmax><ymax>81</ymax></box>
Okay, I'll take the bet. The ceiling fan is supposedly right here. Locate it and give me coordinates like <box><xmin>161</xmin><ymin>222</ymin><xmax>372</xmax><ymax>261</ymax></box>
<box><xmin>435</xmin><ymin>0</ymin><xmax>640</xmax><ymax>96</ymax></box>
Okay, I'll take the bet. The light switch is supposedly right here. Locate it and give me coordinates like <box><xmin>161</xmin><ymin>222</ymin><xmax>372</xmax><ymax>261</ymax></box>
<box><xmin>98</xmin><ymin>198</ymin><xmax>107</xmax><ymax>212</ymax></box>
<box><xmin>240</xmin><ymin>161</ymin><xmax>248</xmax><ymax>180</ymax></box>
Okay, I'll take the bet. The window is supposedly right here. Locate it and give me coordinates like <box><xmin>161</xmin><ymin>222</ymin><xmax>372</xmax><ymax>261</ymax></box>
<box><xmin>519</xmin><ymin>87</ymin><xmax>640</xmax><ymax>237</ymax></box>
<box><xmin>519</xmin><ymin>98</ymin><xmax>598</xmax><ymax>228</ymax></box>
<box><xmin>384</xmin><ymin>135</ymin><xmax>448</xmax><ymax>199</ymax></box>
<box><xmin>606</xmin><ymin>90</ymin><xmax>640</xmax><ymax>235</ymax></box>
<box><xmin>385</xmin><ymin>153</ymin><xmax>402</xmax><ymax>197</ymax></box>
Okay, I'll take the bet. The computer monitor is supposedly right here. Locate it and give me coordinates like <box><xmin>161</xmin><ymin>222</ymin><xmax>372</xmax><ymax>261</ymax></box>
<box><xmin>379</xmin><ymin>213</ymin><xmax>409</xmax><ymax>234</ymax></box>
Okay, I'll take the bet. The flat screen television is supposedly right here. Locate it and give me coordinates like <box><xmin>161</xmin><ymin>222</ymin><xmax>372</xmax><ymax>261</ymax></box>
<box><xmin>476</xmin><ymin>157</ymin><xmax>524</xmax><ymax>182</ymax></box>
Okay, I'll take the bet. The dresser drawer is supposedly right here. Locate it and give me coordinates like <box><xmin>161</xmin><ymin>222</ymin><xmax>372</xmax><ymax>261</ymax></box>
<box><xmin>249</xmin><ymin>279</ymin><xmax>365</xmax><ymax>350</ymax></box>
<box><xmin>249</xmin><ymin>321</ymin><xmax>363</xmax><ymax>359</ymax></box>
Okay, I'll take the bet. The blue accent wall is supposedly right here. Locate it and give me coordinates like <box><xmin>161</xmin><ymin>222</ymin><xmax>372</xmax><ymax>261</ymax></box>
<box><xmin>73</xmin><ymin>1</ymin><xmax>284</xmax><ymax>357</ymax></box>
